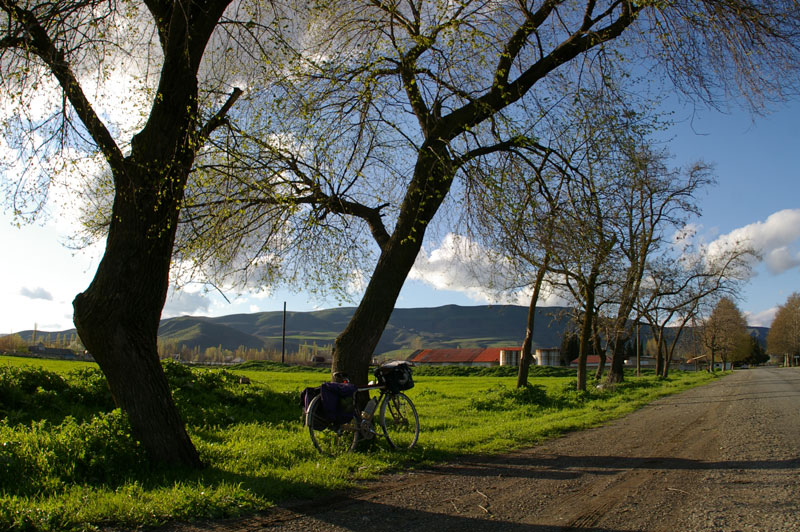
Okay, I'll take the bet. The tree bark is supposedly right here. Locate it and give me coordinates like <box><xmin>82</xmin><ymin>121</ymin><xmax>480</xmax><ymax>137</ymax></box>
<box><xmin>517</xmin><ymin>258</ymin><xmax>550</xmax><ymax>388</ymax></box>
<box><xmin>67</xmin><ymin>0</ymin><xmax>234</xmax><ymax>468</ymax></box>
<box><xmin>607</xmin><ymin>335</ymin><xmax>628</xmax><ymax>384</ymax></box>
<box><xmin>655</xmin><ymin>332</ymin><xmax>665</xmax><ymax>377</ymax></box>
<box><xmin>73</xmin><ymin>160</ymin><xmax>201</xmax><ymax>467</ymax></box>
<box><xmin>577</xmin><ymin>269</ymin><xmax>599</xmax><ymax>392</ymax></box>
<box><xmin>332</xmin><ymin>142</ymin><xmax>454</xmax><ymax>384</ymax></box>
<box><xmin>592</xmin><ymin>319</ymin><xmax>606</xmax><ymax>381</ymax></box>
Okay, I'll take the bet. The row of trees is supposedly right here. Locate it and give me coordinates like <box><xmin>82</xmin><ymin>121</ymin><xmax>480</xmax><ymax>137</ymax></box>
<box><xmin>556</xmin><ymin>295</ymin><xmax>762</xmax><ymax>376</ymax></box>
<box><xmin>156</xmin><ymin>341</ymin><xmax>329</xmax><ymax>365</ymax></box>
<box><xmin>0</xmin><ymin>332</ymin><xmax>84</xmax><ymax>353</ymax></box>
<box><xmin>466</xmin><ymin>86</ymin><xmax>755</xmax><ymax>387</ymax></box>
<box><xmin>3</xmin><ymin>0</ymin><xmax>799</xmax><ymax>467</ymax></box>
<box><xmin>0</xmin><ymin>333</ymin><xmax>26</xmax><ymax>352</ymax></box>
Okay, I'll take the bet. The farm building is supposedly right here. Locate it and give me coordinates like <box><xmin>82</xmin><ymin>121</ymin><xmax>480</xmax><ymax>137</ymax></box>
<box><xmin>407</xmin><ymin>347</ymin><xmax>563</xmax><ymax>367</ymax></box>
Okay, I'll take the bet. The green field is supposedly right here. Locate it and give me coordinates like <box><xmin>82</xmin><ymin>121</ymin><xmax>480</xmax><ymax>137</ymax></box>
<box><xmin>0</xmin><ymin>355</ymin><xmax>718</xmax><ymax>531</ymax></box>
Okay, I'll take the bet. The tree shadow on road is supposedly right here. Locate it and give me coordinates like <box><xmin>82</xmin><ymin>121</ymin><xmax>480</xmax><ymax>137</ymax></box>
<box><xmin>424</xmin><ymin>452</ymin><xmax>800</xmax><ymax>480</ymax></box>
<box><xmin>271</xmin><ymin>497</ymin><xmax>639</xmax><ymax>532</ymax></box>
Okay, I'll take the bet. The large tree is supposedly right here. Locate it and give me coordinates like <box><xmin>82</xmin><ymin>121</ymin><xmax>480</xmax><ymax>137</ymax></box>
<box><xmin>767</xmin><ymin>292</ymin><xmax>800</xmax><ymax>366</ymax></box>
<box><xmin>0</xmin><ymin>0</ymin><xmax>249</xmax><ymax>467</ymax></box>
<box><xmin>703</xmin><ymin>297</ymin><xmax>750</xmax><ymax>370</ymax></box>
<box><xmin>176</xmin><ymin>0</ymin><xmax>648</xmax><ymax>387</ymax></box>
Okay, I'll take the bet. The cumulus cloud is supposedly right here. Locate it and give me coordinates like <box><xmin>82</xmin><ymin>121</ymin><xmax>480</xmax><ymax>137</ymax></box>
<box><xmin>20</xmin><ymin>287</ymin><xmax>53</xmax><ymax>301</ymax></box>
<box><xmin>409</xmin><ymin>233</ymin><xmax>567</xmax><ymax>306</ymax></box>
<box><xmin>162</xmin><ymin>288</ymin><xmax>212</xmax><ymax>317</ymax></box>
<box><xmin>409</xmin><ymin>234</ymin><xmax>499</xmax><ymax>302</ymax></box>
<box><xmin>707</xmin><ymin>209</ymin><xmax>800</xmax><ymax>274</ymax></box>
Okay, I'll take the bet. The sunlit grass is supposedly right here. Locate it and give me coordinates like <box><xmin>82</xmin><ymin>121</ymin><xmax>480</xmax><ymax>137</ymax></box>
<box><xmin>0</xmin><ymin>355</ymin><xmax>717</xmax><ymax>531</ymax></box>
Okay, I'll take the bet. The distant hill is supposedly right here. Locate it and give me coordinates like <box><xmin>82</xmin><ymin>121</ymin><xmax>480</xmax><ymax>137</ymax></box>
<box><xmin>157</xmin><ymin>316</ymin><xmax>267</xmax><ymax>351</ymax></box>
<box><xmin>9</xmin><ymin>304</ymin><xmax>769</xmax><ymax>356</ymax></box>
<box><xmin>175</xmin><ymin>304</ymin><xmax>574</xmax><ymax>354</ymax></box>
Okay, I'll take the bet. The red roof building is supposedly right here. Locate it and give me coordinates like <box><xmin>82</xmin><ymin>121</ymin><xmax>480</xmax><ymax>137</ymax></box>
<box><xmin>408</xmin><ymin>347</ymin><xmax>524</xmax><ymax>366</ymax></box>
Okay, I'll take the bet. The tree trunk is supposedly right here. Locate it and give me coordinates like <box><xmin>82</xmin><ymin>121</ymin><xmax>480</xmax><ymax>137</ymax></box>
<box><xmin>517</xmin><ymin>300</ymin><xmax>536</xmax><ymax>389</ymax></box>
<box><xmin>576</xmin><ymin>264</ymin><xmax>601</xmax><ymax>391</ymax></box>
<box><xmin>594</xmin><ymin>349</ymin><xmax>606</xmax><ymax>381</ymax></box>
<box><xmin>577</xmin><ymin>308</ymin><xmax>591</xmax><ymax>391</ymax></box>
<box><xmin>652</xmin><ymin>328</ymin><xmax>664</xmax><ymax>377</ymax></box>
<box><xmin>576</xmin><ymin>295</ymin><xmax>596</xmax><ymax>391</ymax></box>
<box><xmin>331</xmin><ymin>237</ymin><xmax>420</xmax><ymax>384</ymax></box>
<box><xmin>606</xmin><ymin>335</ymin><xmax>627</xmax><ymax>384</ymax></box>
<box><xmin>333</xmin><ymin>142</ymin><xmax>454</xmax><ymax>384</ymax></box>
<box><xmin>592</xmin><ymin>319</ymin><xmax>605</xmax><ymax>381</ymax></box>
<box><xmin>517</xmin><ymin>259</ymin><xmax>549</xmax><ymax>388</ymax></box>
<box><xmin>73</xmin><ymin>162</ymin><xmax>201</xmax><ymax>467</ymax></box>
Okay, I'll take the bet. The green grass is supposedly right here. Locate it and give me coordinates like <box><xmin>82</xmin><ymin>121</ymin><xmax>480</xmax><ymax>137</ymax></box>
<box><xmin>0</xmin><ymin>355</ymin><xmax>719</xmax><ymax>531</ymax></box>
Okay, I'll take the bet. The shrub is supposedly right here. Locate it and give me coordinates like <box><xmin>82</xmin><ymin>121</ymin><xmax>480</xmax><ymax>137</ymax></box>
<box><xmin>162</xmin><ymin>360</ymin><xmax>299</xmax><ymax>427</ymax></box>
<box><xmin>468</xmin><ymin>384</ymin><xmax>556</xmax><ymax>411</ymax></box>
<box><xmin>228</xmin><ymin>360</ymin><xmax>327</xmax><ymax>373</ymax></box>
<box><xmin>0</xmin><ymin>410</ymin><xmax>147</xmax><ymax>497</ymax></box>
<box><xmin>0</xmin><ymin>366</ymin><xmax>114</xmax><ymax>425</ymax></box>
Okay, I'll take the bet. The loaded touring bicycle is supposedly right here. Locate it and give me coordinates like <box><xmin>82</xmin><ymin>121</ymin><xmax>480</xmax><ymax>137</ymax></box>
<box><xmin>301</xmin><ymin>360</ymin><xmax>419</xmax><ymax>455</ymax></box>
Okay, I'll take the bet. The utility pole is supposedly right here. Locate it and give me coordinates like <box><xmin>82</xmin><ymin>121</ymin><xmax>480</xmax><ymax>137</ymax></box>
<box><xmin>281</xmin><ymin>302</ymin><xmax>286</xmax><ymax>364</ymax></box>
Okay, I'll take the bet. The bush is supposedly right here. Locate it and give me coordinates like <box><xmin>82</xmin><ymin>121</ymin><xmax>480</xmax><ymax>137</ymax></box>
<box><xmin>0</xmin><ymin>365</ymin><xmax>116</xmax><ymax>425</ymax></box>
<box><xmin>162</xmin><ymin>360</ymin><xmax>299</xmax><ymax>427</ymax></box>
<box><xmin>468</xmin><ymin>383</ymin><xmax>565</xmax><ymax>411</ymax></box>
<box><xmin>0</xmin><ymin>410</ymin><xmax>147</xmax><ymax>497</ymax></box>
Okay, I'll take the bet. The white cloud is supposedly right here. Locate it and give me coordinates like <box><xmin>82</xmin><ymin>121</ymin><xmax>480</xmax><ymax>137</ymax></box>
<box><xmin>20</xmin><ymin>287</ymin><xmax>53</xmax><ymax>301</ymax></box>
<box><xmin>409</xmin><ymin>234</ymin><xmax>498</xmax><ymax>303</ymax></box>
<box><xmin>345</xmin><ymin>269</ymin><xmax>367</xmax><ymax>297</ymax></box>
<box><xmin>707</xmin><ymin>209</ymin><xmax>800</xmax><ymax>275</ymax></box>
<box><xmin>672</xmin><ymin>222</ymin><xmax>700</xmax><ymax>247</ymax></box>
<box><xmin>162</xmin><ymin>288</ymin><xmax>212</xmax><ymax>317</ymax></box>
<box><xmin>409</xmin><ymin>233</ymin><xmax>567</xmax><ymax>307</ymax></box>
<box><xmin>763</xmin><ymin>246</ymin><xmax>800</xmax><ymax>274</ymax></box>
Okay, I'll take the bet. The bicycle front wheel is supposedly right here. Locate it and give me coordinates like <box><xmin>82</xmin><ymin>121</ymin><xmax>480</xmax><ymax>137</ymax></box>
<box><xmin>379</xmin><ymin>392</ymin><xmax>419</xmax><ymax>450</ymax></box>
<box><xmin>306</xmin><ymin>395</ymin><xmax>358</xmax><ymax>456</ymax></box>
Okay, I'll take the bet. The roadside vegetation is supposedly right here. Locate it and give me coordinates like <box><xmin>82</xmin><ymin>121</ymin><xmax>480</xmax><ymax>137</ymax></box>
<box><xmin>0</xmin><ymin>355</ymin><xmax>718</xmax><ymax>531</ymax></box>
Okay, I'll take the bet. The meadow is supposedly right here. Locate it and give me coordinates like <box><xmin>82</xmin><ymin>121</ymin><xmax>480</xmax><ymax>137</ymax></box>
<box><xmin>0</xmin><ymin>355</ymin><xmax>718</xmax><ymax>531</ymax></box>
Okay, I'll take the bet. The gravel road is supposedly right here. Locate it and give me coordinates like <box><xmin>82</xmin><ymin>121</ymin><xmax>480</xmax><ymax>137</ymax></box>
<box><xmin>167</xmin><ymin>367</ymin><xmax>800</xmax><ymax>532</ymax></box>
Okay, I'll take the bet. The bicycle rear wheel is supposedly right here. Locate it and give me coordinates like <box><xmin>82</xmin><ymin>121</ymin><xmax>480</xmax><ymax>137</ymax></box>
<box><xmin>306</xmin><ymin>395</ymin><xmax>358</xmax><ymax>455</ymax></box>
<box><xmin>379</xmin><ymin>392</ymin><xmax>419</xmax><ymax>449</ymax></box>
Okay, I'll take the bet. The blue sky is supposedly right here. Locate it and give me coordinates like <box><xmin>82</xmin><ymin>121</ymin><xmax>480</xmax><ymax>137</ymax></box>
<box><xmin>1</xmin><ymin>98</ymin><xmax>799</xmax><ymax>334</ymax></box>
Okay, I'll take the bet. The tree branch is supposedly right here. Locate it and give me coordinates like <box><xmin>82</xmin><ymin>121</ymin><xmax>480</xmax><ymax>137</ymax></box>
<box><xmin>198</xmin><ymin>87</ymin><xmax>243</xmax><ymax>144</ymax></box>
<box><xmin>0</xmin><ymin>0</ymin><xmax>125</xmax><ymax>174</ymax></box>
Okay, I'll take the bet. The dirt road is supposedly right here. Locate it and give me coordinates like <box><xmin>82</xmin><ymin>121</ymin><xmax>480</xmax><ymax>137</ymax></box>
<box><xmin>172</xmin><ymin>367</ymin><xmax>800</xmax><ymax>532</ymax></box>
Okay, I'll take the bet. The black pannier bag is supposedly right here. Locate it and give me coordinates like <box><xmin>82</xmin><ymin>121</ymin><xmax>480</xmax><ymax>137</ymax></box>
<box><xmin>301</xmin><ymin>383</ymin><xmax>356</xmax><ymax>425</ymax></box>
<box><xmin>300</xmin><ymin>386</ymin><xmax>320</xmax><ymax>412</ymax></box>
<box><xmin>375</xmin><ymin>361</ymin><xmax>414</xmax><ymax>393</ymax></box>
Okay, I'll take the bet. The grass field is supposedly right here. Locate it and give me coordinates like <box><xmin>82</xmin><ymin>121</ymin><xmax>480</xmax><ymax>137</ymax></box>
<box><xmin>0</xmin><ymin>355</ymin><xmax>719</xmax><ymax>531</ymax></box>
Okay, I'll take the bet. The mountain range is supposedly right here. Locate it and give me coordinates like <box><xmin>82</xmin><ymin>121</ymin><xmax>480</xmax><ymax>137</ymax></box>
<box><xmin>12</xmin><ymin>304</ymin><xmax>768</xmax><ymax>356</ymax></box>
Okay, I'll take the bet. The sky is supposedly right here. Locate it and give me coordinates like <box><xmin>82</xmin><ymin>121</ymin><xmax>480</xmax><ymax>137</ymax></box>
<box><xmin>1</xmin><ymin>96</ymin><xmax>799</xmax><ymax>334</ymax></box>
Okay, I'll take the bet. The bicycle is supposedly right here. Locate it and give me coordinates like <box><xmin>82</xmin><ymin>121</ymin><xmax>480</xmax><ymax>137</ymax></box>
<box><xmin>303</xmin><ymin>361</ymin><xmax>419</xmax><ymax>455</ymax></box>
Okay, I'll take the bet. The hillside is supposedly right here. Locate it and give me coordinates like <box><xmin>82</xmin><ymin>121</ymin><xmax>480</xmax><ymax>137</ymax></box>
<box><xmin>195</xmin><ymin>304</ymin><xmax>573</xmax><ymax>354</ymax></box>
<box><xmin>10</xmin><ymin>304</ymin><xmax>769</xmax><ymax>356</ymax></box>
<box><xmin>11</xmin><ymin>305</ymin><xmax>572</xmax><ymax>355</ymax></box>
